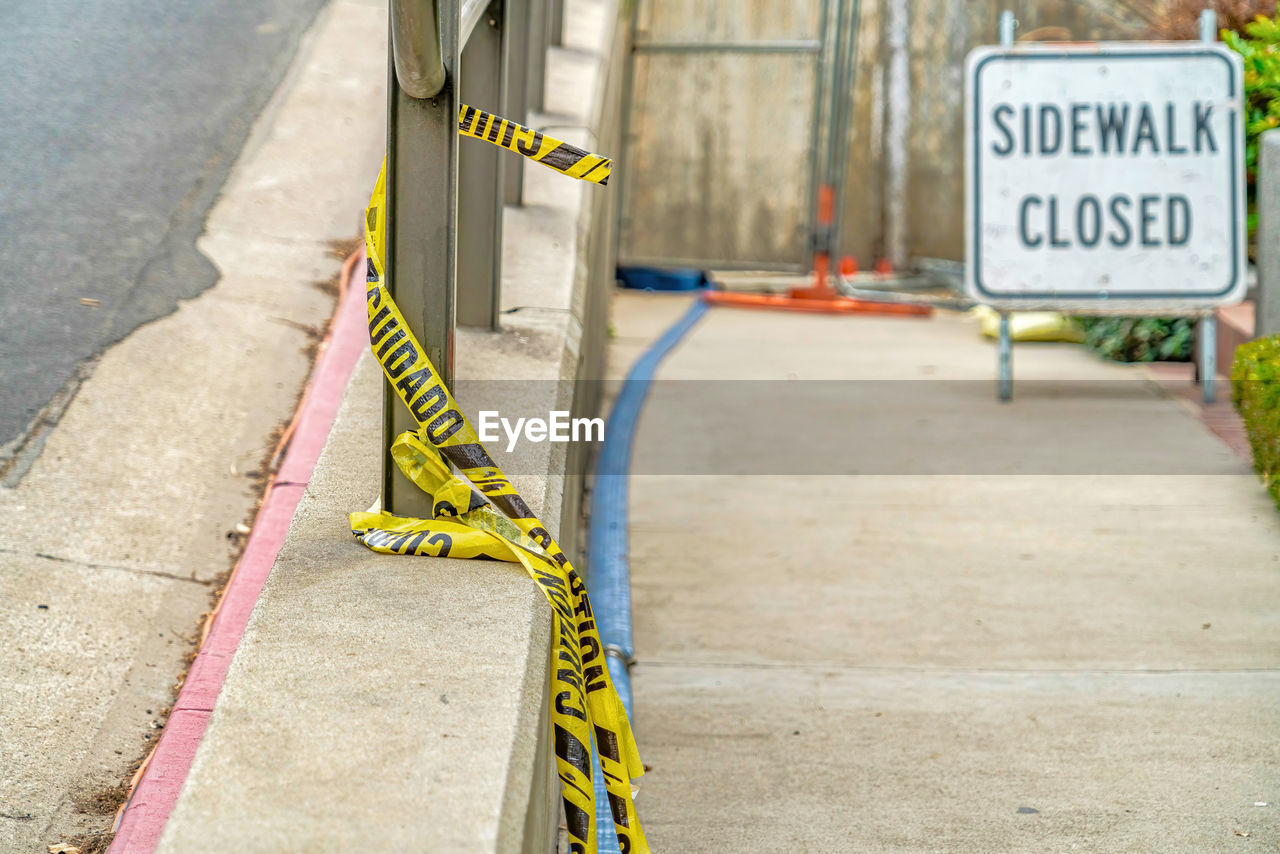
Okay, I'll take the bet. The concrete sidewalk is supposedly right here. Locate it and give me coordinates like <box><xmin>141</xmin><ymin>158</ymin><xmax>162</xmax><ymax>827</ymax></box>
<box><xmin>610</xmin><ymin>293</ymin><xmax>1280</xmax><ymax>852</ymax></box>
<box><xmin>0</xmin><ymin>3</ymin><xmax>386</xmax><ymax>850</ymax></box>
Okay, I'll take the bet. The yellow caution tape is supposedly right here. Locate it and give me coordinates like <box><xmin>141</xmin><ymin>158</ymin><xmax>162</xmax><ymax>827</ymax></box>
<box><xmin>458</xmin><ymin>104</ymin><xmax>612</xmax><ymax>186</ymax></box>
<box><xmin>352</xmin><ymin>162</ymin><xmax>646</xmax><ymax>854</ymax></box>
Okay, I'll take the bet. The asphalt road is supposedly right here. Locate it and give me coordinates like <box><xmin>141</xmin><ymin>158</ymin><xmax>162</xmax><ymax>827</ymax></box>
<box><xmin>0</xmin><ymin>0</ymin><xmax>328</xmax><ymax>467</ymax></box>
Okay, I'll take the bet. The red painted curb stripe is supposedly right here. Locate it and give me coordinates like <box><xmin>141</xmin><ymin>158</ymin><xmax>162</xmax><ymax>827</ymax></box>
<box><xmin>108</xmin><ymin>252</ymin><xmax>368</xmax><ymax>853</ymax></box>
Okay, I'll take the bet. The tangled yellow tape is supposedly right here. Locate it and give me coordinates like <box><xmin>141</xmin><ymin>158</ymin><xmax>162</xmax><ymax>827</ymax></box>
<box><xmin>351</xmin><ymin>162</ymin><xmax>646</xmax><ymax>854</ymax></box>
<box><xmin>459</xmin><ymin>103</ymin><xmax>612</xmax><ymax>186</ymax></box>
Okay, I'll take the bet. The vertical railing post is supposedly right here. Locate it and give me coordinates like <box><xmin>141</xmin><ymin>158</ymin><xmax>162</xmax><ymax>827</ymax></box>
<box><xmin>526</xmin><ymin>0</ymin><xmax>550</xmax><ymax>114</ymax></box>
<box><xmin>613</xmin><ymin>0</ymin><xmax>642</xmax><ymax>270</ymax></box>
<box><xmin>385</xmin><ymin>0</ymin><xmax>459</xmax><ymax>518</ymax></box>
<box><xmin>550</xmin><ymin>0</ymin><xmax>565</xmax><ymax>46</ymax></box>
<box><xmin>503</xmin><ymin>0</ymin><xmax>529</xmax><ymax>204</ymax></box>
<box><xmin>458</xmin><ymin>1</ymin><xmax>506</xmax><ymax>329</ymax></box>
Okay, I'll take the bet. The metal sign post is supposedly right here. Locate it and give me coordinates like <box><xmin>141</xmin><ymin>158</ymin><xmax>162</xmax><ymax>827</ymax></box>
<box><xmin>1198</xmin><ymin>8</ymin><xmax>1220</xmax><ymax>403</ymax></box>
<box><xmin>996</xmin><ymin>11</ymin><xmax>1015</xmax><ymax>402</ymax></box>
<box><xmin>971</xmin><ymin>10</ymin><xmax>1243</xmax><ymax>403</ymax></box>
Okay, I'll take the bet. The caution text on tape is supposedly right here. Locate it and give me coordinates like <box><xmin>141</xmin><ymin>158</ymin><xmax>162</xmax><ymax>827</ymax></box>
<box><xmin>352</xmin><ymin>161</ymin><xmax>646</xmax><ymax>854</ymax></box>
<box><xmin>458</xmin><ymin>104</ymin><xmax>612</xmax><ymax>186</ymax></box>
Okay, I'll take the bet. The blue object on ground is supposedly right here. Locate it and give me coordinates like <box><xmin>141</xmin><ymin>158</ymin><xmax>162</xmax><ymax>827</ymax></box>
<box><xmin>588</xmin><ymin>297</ymin><xmax>709</xmax><ymax>853</ymax></box>
<box><xmin>616</xmin><ymin>265</ymin><xmax>708</xmax><ymax>291</ymax></box>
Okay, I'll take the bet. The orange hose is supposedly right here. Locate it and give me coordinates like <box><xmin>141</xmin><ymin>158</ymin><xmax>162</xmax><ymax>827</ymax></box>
<box><xmin>704</xmin><ymin>289</ymin><xmax>932</xmax><ymax>317</ymax></box>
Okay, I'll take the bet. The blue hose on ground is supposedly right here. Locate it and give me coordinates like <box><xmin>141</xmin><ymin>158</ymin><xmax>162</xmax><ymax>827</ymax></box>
<box><xmin>588</xmin><ymin>297</ymin><xmax>708</xmax><ymax>853</ymax></box>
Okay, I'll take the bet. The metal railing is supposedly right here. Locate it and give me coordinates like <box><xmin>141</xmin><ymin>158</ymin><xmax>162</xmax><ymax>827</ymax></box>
<box><xmin>382</xmin><ymin>0</ymin><xmax>561</xmax><ymax>517</ymax></box>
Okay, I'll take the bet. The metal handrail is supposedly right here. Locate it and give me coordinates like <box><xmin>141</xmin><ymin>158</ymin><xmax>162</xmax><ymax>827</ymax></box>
<box><xmin>390</xmin><ymin>0</ymin><xmax>446</xmax><ymax>99</ymax></box>
<box><xmin>391</xmin><ymin>0</ymin><xmax>491</xmax><ymax>99</ymax></box>
<box><xmin>460</xmin><ymin>0</ymin><xmax>489</xmax><ymax>46</ymax></box>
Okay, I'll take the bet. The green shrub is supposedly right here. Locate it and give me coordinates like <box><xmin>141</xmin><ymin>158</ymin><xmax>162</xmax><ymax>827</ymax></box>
<box><xmin>1079</xmin><ymin>11</ymin><xmax>1273</xmax><ymax>369</ymax></box>
<box><xmin>1077</xmin><ymin>316</ymin><xmax>1195</xmax><ymax>362</ymax></box>
<box><xmin>1232</xmin><ymin>335</ymin><xmax>1280</xmax><ymax>506</ymax></box>
<box><xmin>1222</xmin><ymin>14</ymin><xmax>1280</xmax><ymax>243</ymax></box>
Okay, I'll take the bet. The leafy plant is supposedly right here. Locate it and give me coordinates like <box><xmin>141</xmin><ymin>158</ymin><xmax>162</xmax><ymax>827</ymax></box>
<box><xmin>1153</xmin><ymin>4</ymin><xmax>1280</xmax><ymax>248</ymax></box>
<box><xmin>1078</xmin><ymin>7</ymin><xmax>1280</xmax><ymax>364</ymax></box>
<box><xmin>1077</xmin><ymin>316</ymin><xmax>1195</xmax><ymax>362</ymax></box>
<box><xmin>1222</xmin><ymin>14</ymin><xmax>1280</xmax><ymax>234</ymax></box>
<box><xmin>1232</xmin><ymin>334</ymin><xmax>1280</xmax><ymax>508</ymax></box>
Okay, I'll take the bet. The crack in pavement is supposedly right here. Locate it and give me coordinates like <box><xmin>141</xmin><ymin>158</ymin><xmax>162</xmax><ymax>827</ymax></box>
<box><xmin>0</xmin><ymin>547</ymin><xmax>213</xmax><ymax>586</ymax></box>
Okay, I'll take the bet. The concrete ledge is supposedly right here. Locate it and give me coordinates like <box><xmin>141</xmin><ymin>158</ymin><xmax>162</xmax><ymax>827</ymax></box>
<box><xmin>156</xmin><ymin>1</ymin><xmax>624</xmax><ymax>850</ymax></box>
<box><xmin>158</xmin><ymin>354</ymin><xmax>556</xmax><ymax>853</ymax></box>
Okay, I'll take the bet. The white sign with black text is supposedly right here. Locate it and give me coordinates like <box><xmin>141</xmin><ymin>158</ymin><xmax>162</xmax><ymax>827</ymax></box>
<box><xmin>965</xmin><ymin>43</ymin><xmax>1245</xmax><ymax>309</ymax></box>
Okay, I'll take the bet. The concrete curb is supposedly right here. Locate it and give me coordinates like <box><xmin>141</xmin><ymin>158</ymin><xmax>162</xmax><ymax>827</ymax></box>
<box><xmin>108</xmin><ymin>251</ymin><xmax>368</xmax><ymax>854</ymax></box>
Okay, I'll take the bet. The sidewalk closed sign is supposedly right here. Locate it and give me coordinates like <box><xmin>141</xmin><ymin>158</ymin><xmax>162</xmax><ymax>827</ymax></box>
<box><xmin>965</xmin><ymin>44</ymin><xmax>1245</xmax><ymax>309</ymax></box>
